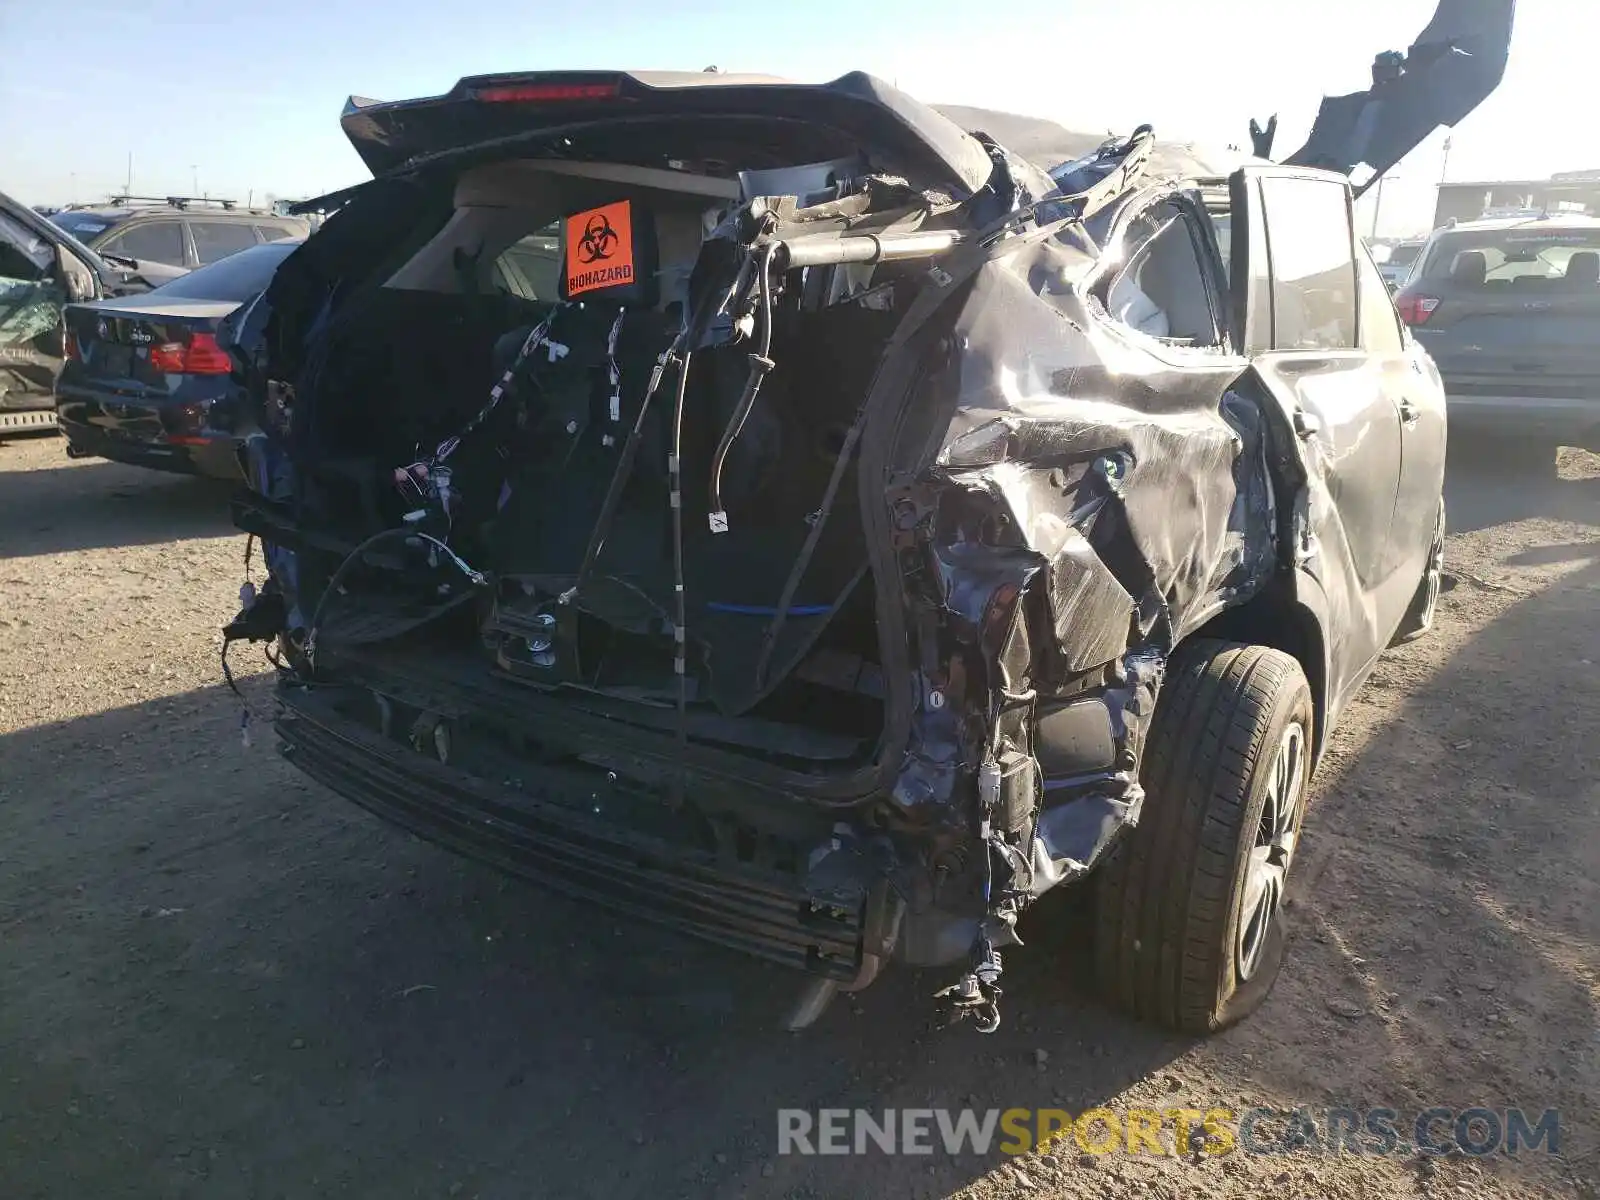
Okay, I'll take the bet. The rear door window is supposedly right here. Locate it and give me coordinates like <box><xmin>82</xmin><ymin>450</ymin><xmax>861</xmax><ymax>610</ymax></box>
<box><xmin>1102</xmin><ymin>201</ymin><xmax>1222</xmax><ymax>345</ymax></box>
<box><xmin>492</xmin><ymin>224</ymin><xmax>562</xmax><ymax>300</ymax></box>
<box><xmin>1258</xmin><ymin>175</ymin><xmax>1359</xmax><ymax>350</ymax></box>
<box><xmin>101</xmin><ymin>220</ymin><xmax>186</xmax><ymax>266</ymax></box>
<box><xmin>0</xmin><ymin>210</ymin><xmax>65</xmax><ymax>348</ymax></box>
<box><xmin>254</xmin><ymin>223</ymin><xmax>300</xmax><ymax>243</ymax></box>
<box><xmin>1357</xmin><ymin>243</ymin><xmax>1404</xmax><ymax>354</ymax></box>
<box><xmin>190</xmin><ymin>221</ymin><xmax>259</xmax><ymax>265</ymax></box>
<box><xmin>0</xmin><ymin>210</ymin><xmax>54</xmax><ymax>279</ymax></box>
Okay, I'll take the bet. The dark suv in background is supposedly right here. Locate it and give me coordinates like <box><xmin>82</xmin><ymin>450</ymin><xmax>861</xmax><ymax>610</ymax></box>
<box><xmin>1395</xmin><ymin>215</ymin><xmax>1600</xmax><ymax>465</ymax></box>
<box><xmin>49</xmin><ymin>198</ymin><xmax>310</xmax><ymax>286</ymax></box>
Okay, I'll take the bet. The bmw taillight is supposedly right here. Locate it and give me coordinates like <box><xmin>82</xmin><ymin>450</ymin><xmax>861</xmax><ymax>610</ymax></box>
<box><xmin>1395</xmin><ymin>291</ymin><xmax>1441</xmax><ymax>326</ymax></box>
<box><xmin>150</xmin><ymin>330</ymin><xmax>232</xmax><ymax>375</ymax></box>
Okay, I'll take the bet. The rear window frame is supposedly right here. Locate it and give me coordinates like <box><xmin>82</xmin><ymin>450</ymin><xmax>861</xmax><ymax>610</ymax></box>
<box><xmin>1420</xmin><ymin>225</ymin><xmax>1600</xmax><ymax>287</ymax></box>
<box><xmin>187</xmin><ymin>218</ymin><xmax>263</xmax><ymax>266</ymax></box>
<box><xmin>98</xmin><ymin>217</ymin><xmax>190</xmax><ymax>268</ymax></box>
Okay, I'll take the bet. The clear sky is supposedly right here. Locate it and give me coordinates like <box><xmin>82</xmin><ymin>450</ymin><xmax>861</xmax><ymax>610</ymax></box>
<box><xmin>0</xmin><ymin>0</ymin><xmax>1584</xmax><ymax>236</ymax></box>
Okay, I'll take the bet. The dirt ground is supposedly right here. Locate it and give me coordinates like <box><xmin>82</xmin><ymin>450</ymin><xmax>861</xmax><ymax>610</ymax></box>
<box><xmin>1</xmin><ymin>431</ymin><xmax>1596</xmax><ymax>1200</ymax></box>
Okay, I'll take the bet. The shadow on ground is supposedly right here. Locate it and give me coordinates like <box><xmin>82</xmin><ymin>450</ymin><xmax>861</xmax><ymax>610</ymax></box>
<box><xmin>0</xmin><ymin>675</ymin><xmax>1183</xmax><ymax>1200</ymax></box>
<box><xmin>0</xmin><ymin>452</ymin><xmax>234</xmax><ymax>559</ymax></box>
<box><xmin>1444</xmin><ymin>443</ymin><xmax>1600</xmax><ymax>534</ymax></box>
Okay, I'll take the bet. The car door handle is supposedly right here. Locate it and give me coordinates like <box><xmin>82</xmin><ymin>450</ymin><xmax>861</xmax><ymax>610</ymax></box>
<box><xmin>1399</xmin><ymin>398</ymin><xmax>1421</xmax><ymax>425</ymax></box>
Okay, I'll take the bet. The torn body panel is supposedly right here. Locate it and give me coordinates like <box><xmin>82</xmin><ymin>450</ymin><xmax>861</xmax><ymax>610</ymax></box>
<box><xmin>876</xmin><ymin>222</ymin><xmax>1291</xmax><ymax>992</ymax></box>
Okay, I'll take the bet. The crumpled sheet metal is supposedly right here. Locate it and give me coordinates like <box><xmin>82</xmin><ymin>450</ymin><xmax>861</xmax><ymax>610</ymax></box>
<box><xmin>928</xmin><ymin>235</ymin><xmax>1271</xmax><ymax>657</ymax></box>
<box><xmin>888</xmin><ymin>219</ymin><xmax>1296</xmax><ymax>898</ymax></box>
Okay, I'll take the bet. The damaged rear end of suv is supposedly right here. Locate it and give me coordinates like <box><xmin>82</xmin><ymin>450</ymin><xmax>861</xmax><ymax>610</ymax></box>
<box><xmin>225</xmin><ymin>17</ymin><xmax>1511</xmax><ymax>1034</ymax></box>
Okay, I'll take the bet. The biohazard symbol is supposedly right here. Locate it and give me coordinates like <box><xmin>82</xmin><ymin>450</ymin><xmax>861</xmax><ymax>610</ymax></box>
<box><xmin>564</xmin><ymin>200</ymin><xmax>636</xmax><ymax>297</ymax></box>
<box><xmin>577</xmin><ymin>212</ymin><xmax>618</xmax><ymax>263</ymax></box>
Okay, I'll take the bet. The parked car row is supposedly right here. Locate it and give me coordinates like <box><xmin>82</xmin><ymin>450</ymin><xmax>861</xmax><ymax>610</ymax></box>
<box><xmin>50</xmin><ymin>198</ymin><xmax>309</xmax><ymax>287</ymax></box>
<box><xmin>1</xmin><ymin>188</ymin><xmax>308</xmax><ymax>463</ymax></box>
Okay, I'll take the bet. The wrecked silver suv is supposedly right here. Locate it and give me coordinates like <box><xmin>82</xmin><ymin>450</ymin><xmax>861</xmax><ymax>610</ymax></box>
<box><xmin>225</xmin><ymin>8</ymin><xmax>1510</xmax><ymax>1034</ymax></box>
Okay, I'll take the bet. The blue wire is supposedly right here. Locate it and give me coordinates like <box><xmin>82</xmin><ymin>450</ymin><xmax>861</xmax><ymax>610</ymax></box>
<box><xmin>704</xmin><ymin>601</ymin><xmax>831</xmax><ymax>617</ymax></box>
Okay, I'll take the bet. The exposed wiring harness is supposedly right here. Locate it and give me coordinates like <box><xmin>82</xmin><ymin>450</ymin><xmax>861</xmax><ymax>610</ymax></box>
<box><xmin>394</xmin><ymin>306</ymin><xmax>567</xmax><ymax>530</ymax></box>
<box><xmin>301</xmin><ymin>527</ymin><xmax>488</xmax><ymax>677</ymax></box>
<box><xmin>221</xmin><ymin>533</ymin><xmax>284</xmax><ymax>747</ymax></box>
<box><xmin>219</xmin><ymin>306</ymin><xmax>559</xmax><ymax>745</ymax></box>
<box><xmin>706</xmin><ymin>242</ymin><xmax>778</xmax><ymax>531</ymax></box>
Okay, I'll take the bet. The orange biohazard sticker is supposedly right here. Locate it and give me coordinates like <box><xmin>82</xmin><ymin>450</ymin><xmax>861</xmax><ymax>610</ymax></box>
<box><xmin>564</xmin><ymin>200</ymin><xmax>635</xmax><ymax>296</ymax></box>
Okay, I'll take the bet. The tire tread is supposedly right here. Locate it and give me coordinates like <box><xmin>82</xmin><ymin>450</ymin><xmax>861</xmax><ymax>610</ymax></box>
<box><xmin>1093</xmin><ymin>639</ymin><xmax>1310</xmax><ymax>1033</ymax></box>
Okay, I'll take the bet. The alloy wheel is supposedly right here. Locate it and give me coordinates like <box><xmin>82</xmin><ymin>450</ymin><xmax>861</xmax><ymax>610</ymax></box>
<box><xmin>1237</xmin><ymin>721</ymin><xmax>1308</xmax><ymax>982</ymax></box>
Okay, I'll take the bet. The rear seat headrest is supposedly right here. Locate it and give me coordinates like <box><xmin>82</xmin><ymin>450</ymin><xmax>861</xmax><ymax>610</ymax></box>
<box><xmin>1565</xmin><ymin>250</ymin><xmax>1599</xmax><ymax>285</ymax></box>
<box><xmin>558</xmin><ymin>199</ymin><xmax>659</xmax><ymax>309</ymax></box>
<box><xmin>1451</xmin><ymin>250</ymin><xmax>1488</xmax><ymax>287</ymax></box>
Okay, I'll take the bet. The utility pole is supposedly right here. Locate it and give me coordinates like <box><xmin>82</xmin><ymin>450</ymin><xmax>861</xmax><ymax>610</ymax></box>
<box><xmin>1440</xmin><ymin>135</ymin><xmax>1453</xmax><ymax>184</ymax></box>
<box><xmin>125</xmin><ymin>152</ymin><xmax>133</xmax><ymax>195</ymax></box>
<box><xmin>1370</xmin><ymin>174</ymin><xmax>1387</xmax><ymax>238</ymax></box>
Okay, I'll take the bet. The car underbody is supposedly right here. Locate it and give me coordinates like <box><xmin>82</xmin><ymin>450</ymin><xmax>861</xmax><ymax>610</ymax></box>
<box><xmin>225</xmin><ymin>6</ymin><xmax>1512</xmax><ymax>1033</ymax></box>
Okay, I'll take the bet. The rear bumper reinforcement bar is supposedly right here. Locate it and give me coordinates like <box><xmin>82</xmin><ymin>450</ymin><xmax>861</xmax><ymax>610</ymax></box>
<box><xmin>276</xmin><ymin>689</ymin><xmax>870</xmax><ymax>981</ymax></box>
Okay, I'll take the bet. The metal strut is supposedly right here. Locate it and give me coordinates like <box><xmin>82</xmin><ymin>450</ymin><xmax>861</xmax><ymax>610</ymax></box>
<box><xmin>558</xmin><ymin>341</ymin><xmax>684</xmax><ymax>607</ymax></box>
<box><xmin>666</xmin><ymin>351</ymin><xmax>694</xmax><ymax>807</ymax></box>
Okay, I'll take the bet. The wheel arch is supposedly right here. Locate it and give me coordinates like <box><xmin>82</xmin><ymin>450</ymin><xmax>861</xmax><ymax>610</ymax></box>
<box><xmin>1186</xmin><ymin>581</ymin><xmax>1329</xmax><ymax>765</ymax></box>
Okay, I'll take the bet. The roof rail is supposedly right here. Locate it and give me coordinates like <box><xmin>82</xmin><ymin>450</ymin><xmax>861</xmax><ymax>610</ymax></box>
<box><xmin>105</xmin><ymin>193</ymin><xmax>242</xmax><ymax>211</ymax></box>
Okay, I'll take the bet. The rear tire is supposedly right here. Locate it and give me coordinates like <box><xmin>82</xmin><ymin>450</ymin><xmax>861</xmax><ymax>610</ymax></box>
<box><xmin>1093</xmin><ymin>639</ymin><xmax>1313</xmax><ymax>1035</ymax></box>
